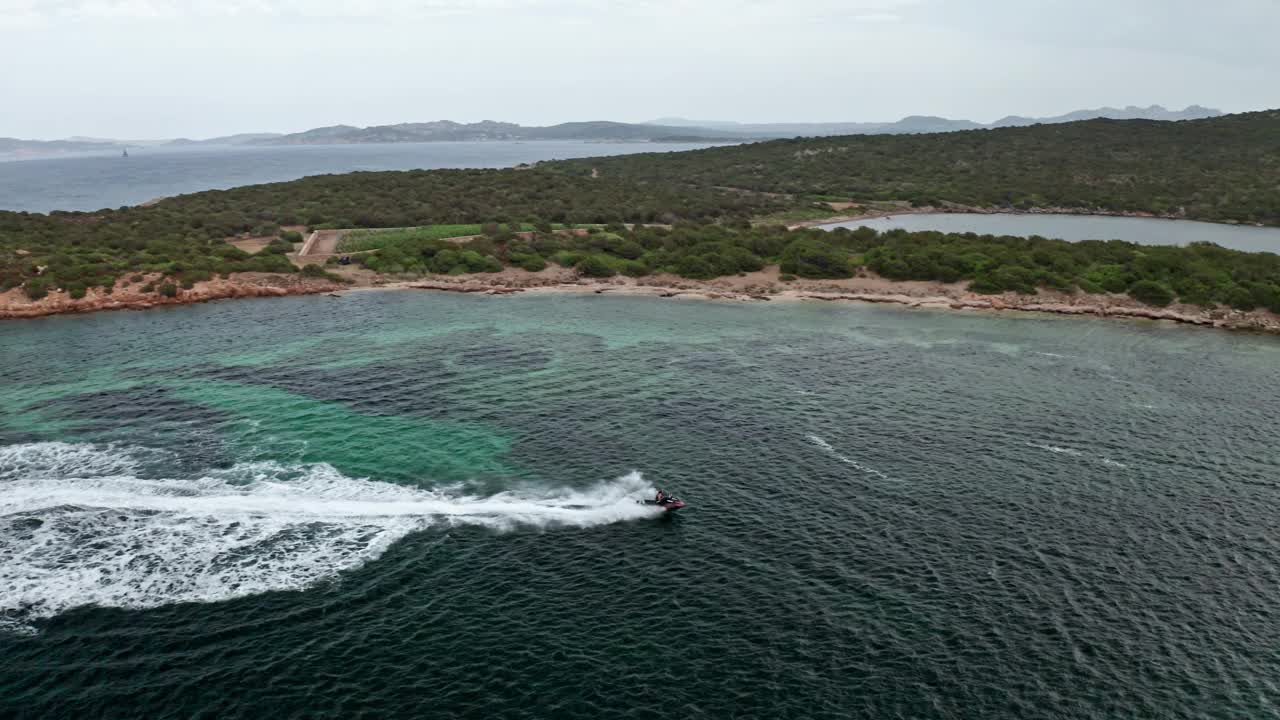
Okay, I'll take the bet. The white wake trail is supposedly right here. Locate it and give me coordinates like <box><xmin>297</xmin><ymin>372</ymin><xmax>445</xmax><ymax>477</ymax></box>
<box><xmin>1025</xmin><ymin>441</ymin><xmax>1128</xmax><ymax>469</ymax></box>
<box><xmin>0</xmin><ymin>443</ymin><xmax>661</xmax><ymax>632</ymax></box>
<box><xmin>806</xmin><ymin>434</ymin><xmax>893</xmax><ymax>481</ymax></box>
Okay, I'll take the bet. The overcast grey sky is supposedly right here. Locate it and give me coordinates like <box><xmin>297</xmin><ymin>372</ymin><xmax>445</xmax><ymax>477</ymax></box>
<box><xmin>3</xmin><ymin>0</ymin><xmax>1276</xmax><ymax>139</ymax></box>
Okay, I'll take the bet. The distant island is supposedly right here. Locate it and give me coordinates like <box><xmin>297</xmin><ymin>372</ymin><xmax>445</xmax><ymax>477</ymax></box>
<box><xmin>233</xmin><ymin>120</ymin><xmax>741</xmax><ymax>145</ymax></box>
<box><xmin>1</xmin><ymin>105</ymin><xmax>1225</xmax><ymax>157</ymax></box>
<box><xmin>0</xmin><ymin>137</ymin><xmax>121</xmax><ymax>157</ymax></box>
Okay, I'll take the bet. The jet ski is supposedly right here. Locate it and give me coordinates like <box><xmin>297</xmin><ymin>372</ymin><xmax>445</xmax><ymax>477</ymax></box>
<box><xmin>639</xmin><ymin>491</ymin><xmax>686</xmax><ymax>512</ymax></box>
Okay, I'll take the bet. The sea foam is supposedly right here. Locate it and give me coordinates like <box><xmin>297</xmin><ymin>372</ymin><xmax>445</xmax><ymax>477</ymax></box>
<box><xmin>806</xmin><ymin>434</ymin><xmax>893</xmax><ymax>481</ymax></box>
<box><xmin>0</xmin><ymin>442</ymin><xmax>660</xmax><ymax>632</ymax></box>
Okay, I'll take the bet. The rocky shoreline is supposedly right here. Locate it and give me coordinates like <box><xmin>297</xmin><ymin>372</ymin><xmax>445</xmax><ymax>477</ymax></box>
<box><xmin>0</xmin><ymin>273</ymin><xmax>344</xmax><ymax>320</ymax></box>
<box><xmin>3</xmin><ymin>266</ymin><xmax>1278</xmax><ymax>335</ymax></box>
<box><xmin>396</xmin><ymin>269</ymin><xmax>1280</xmax><ymax>334</ymax></box>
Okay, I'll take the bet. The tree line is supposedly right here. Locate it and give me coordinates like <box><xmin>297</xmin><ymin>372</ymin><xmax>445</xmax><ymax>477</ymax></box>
<box><xmin>549</xmin><ymin>111</ymin><xmax>1280</xmax><ymax>226</ymax></box>
<box><xmin>340</xmin><ymin>222</ymin><xmax>1280</xmax><ymax>311</ymax></box>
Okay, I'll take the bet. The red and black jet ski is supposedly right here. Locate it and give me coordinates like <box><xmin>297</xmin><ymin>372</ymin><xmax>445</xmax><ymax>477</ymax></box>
<box><xmin>640</xmin><ymin>491</ymin><xmax>686</xmax><ymax>512</ymax></box>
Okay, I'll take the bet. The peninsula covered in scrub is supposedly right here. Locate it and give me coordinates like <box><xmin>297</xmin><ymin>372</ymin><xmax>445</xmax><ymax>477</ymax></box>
<box><xmin>2</xmin><ymin>110</ymin><xmax>1279</xmax><ymax>329</ymax></box>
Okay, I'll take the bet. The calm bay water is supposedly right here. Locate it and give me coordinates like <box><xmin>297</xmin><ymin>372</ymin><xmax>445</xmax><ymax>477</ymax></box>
<box><xmin>0</xmin><ymin>141</ymin><xmax>720</xmax><ymax>213</ymax></box>
<box><xmin>2</xmin><ymin>292</ymin><xmax>1280</xmax><ymax>718</ymax></box>
<box><xmin>822</xmin><ymin>213</ymin><xmax>1280</xmax><ymax>253</ymax></box>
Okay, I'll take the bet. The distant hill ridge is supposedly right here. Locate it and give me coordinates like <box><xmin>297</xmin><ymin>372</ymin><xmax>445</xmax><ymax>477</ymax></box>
<box><xmin>251</xmin><ymin>120</ymin><xmax>737</xmax><ymax>145</ymax></box>
<box><xmin>649</xmin><ymin>105</ymin><xmax>1223</xmax><ymax>136</ymax></box>
<box><xmin>0</xmin><ymin>105</ymin><xmax>1228</xmax><ymax>156</ymax></box>
<box><xmin>235</xmin><ymin>105</ymin><xmax>1225</xmax><ymax>145</ymax></box>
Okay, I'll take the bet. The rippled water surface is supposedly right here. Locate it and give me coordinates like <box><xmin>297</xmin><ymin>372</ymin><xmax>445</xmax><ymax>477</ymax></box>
<box><xmin>0</xmin><ymin>141</ymin><xmax>721</xmax><ymax>213</ymax></box>
<box><xmin>2</xmin><ymin>293</ymin><xmax>1279</xmax><ymax>719</ymax></box>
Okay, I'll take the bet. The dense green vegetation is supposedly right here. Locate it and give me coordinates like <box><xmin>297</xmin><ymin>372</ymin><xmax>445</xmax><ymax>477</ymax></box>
<box><xmin>338</xmin><ymin>225</ymin><xmax>493</xmax><ymax>253</ymax></box>
<box><xmin>340</xmin><ymin>221</ymin><xmax>1280</xmax><ymax>311</ymax></box>
<box><xmin>856</xmin><ymin>228</ymin><xmax>1280</xmax><ymax>310</ymax></box>
<box><xmin>342</xmin><ymin>223</ymin><xmax>792</xmax><ymax>279</ymax></box>
<box><xmin>0</xmin><ymin>210</ymin><xmax>299</xmax><ymax>299</ymax></box>
<box><xmin>0</xmin><ymin>170</ymin><xmax>784</xmax><ymax>297</ymax></box>
<box><xmin>3</xmin><ymin>112</ymin><xmax>1278</xmax><ymax>313</ymax></box>
<box><xmin>337</xmin><ymin>223</ymin><xmax>572</xmax><ymax>253</ymax></box>
<box><xmin>551</xmin><ymin>111</ymin><xmax>1280</xmax><ymax>226</ymax></box>
<box><xmin>157</xmin><ymin>169</ymin><xmax>781</xmax><ymax>230</ymax></box>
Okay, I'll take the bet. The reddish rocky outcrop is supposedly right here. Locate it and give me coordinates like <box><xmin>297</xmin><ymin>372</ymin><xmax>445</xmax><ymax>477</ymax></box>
<box><xmin>0</xmin><ymin>273</ymin><xmax>345</xmax><ymax>320</ymax></box>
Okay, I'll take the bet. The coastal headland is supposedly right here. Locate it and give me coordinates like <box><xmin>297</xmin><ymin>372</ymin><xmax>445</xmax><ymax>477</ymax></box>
<box><xmin>3</xmin><ymin>110</ymin><xmax>1278</xmax><ymax>329</ymax></box>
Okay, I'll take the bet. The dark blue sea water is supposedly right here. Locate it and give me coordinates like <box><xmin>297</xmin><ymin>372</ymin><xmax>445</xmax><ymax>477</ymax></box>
<box><xmin>2</xmin><ymin>291</ymin><xmax>1279</xmax><ymax>718</ymax></box>
<box><xmin>0</xmin><ymin>141</ymin><xmax>720</xmax><ymax>214</ymax></box>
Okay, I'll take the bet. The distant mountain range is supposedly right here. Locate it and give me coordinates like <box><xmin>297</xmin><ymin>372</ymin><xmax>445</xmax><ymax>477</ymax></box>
<box><xmin>238</xmin><ymin>120</ymin><xmax>734</xmax><ymax>145</ymax></box>
<box><xmin>990</xmin><ymin>104</ymin><xmax>1223</xmax><ymax>127</ymax></box>
<box><xmin>235</xmin><ymin>106</ymin><xmax>1225</xmax><ymax>145</ymax></box>
<box><xmin>0</xmin><ymin>105</ymin><xmax>1226</xmax><ymax>157</ymax></box>
<box><xmin>649</xmin><ymin>105</ymin><xmax>1224</xmax><ymax>136</ymax></box>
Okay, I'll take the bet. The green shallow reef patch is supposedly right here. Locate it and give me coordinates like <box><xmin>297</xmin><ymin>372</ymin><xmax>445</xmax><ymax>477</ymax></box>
<box><xmin>167</xmin><ymin>380</ymin><xmax>515</xmax><ymax>485</ymax></box>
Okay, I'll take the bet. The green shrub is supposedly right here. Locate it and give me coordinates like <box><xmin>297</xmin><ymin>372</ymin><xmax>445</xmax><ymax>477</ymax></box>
<box><xmin>1223</xmin><ymin>284</ymin><xmax>1255</xmax><ymax>311</ymax></box>
<box><xmin>576</xmin><ymin>255</ymin><xmax>616</xmax><ymax>278</ymax></box>
<box><xmin>66</xmin><ymin>281</ymin><xmax>87</xmax><ymax>299</ymax></box>
<box><xmin>968</xmin><ymin>274</ymin><xmax>1002</xmax><ymax>295</ymax></box>
<box><xmin>1128</xmin><ymin>279</ymin><xmax>1175</xmax><ymax>307</ymax></box>
<box><xmin>618</xmin><ymin>260</ymin><xmax>650</xmax><ymax>277</ymax></box>
<box><xmin>215</xmin><ymin>245</ymin><xmax>251</xmax><ymax>260</ymax></box>
<box><xmin>614</xmin><ymin>240</ymin><xmax>645</xmax><ymax>260</ymax></box>
<box><xmin>1076</xmin><ymin>277</ymin><xmax>1105</xmax><ymax>294</ymax></box>
<box><xmin>1084</xmin><ymin>264</ymin><xmax>1131</xmax><ymax>293</ymax></box>
<box><xmin>262</xmin><ymin>239</ymin><xmax>293</xmax><ymax>255</ymax></box>
<box><xmin>1003</xmin><ymin>266</ymin><xmax>1041</xmax><ymax>294</ymax></box>
<box><xmin>158</xmin><ymin>283</ymin><xmax>178</xmax><ymax>297</ymax></box>
<box><xmin>279</xmin><ymin>230</ymin><xmax>304</xmax><ymax>243</ymax></box>
<box><xmin>425</xmin><ymin>248</ymin><xmax>500</xmax><ymax>274</ymax></box>
<box><xmin>1042</xmin><ymin>273</ymin><xmax>1076</xmax><ymax>293</ymax></box>
<box><xmin>1247</xmin><ymin>282</ymin><xmax>1280</xmax><ymax>312</ymax></box>
<box><xmin>23</xmin><ymin>277</ymin><xmax>51</xmax><ymax>300</ymax></box>
<box><xmin>514</xmin><ymin>254</ymin><xmax>548</xmax><ymax>272</ymax></box>
<box><xmin>551</xmin><ymin>250</ymin><xmax>582</xmax><ymax>267</ymax></box>
<box><xmin>779</xmin><ymin>238</ymin><xmax>853</xmax><ymax>279</ymax></box>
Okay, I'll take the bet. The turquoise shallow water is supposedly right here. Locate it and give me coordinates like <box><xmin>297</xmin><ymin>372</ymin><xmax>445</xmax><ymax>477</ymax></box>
<box><xmin>2</xmin><ymin>292</ymin><xmax>1280</xmax><ymax>718</ymax></box>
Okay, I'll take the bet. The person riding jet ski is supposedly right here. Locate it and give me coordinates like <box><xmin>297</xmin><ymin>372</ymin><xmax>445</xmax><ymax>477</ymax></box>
<box><xmin>639</xmin><ymin>488</ymin><xmax>685</xmax><ymax>511</ymax></box>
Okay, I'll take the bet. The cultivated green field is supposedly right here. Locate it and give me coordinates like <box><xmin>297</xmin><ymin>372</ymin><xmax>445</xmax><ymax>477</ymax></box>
<box><xmin>337</xmin><ymin>225</ymin><xmax>496</xmax><ymax>252</ymax></box>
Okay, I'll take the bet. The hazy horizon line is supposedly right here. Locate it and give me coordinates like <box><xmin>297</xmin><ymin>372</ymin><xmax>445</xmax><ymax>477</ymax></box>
<box><xmin>7</xmin><ymin>102</ymin><xmax>1264</xmax><ymax>143</ymax></box>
